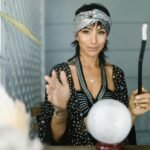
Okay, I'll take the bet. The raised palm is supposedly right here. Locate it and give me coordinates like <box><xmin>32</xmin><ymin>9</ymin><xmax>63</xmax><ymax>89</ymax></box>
<box><xmin>45</xmin><ymin>70</ymin><xmax>70</xmax><ymax>110</ymax></box>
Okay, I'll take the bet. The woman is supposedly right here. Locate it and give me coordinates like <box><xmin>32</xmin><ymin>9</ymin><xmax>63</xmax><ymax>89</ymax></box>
<box><xmin>38</xmin><ymin>3</ymin><xmax>150</xmax><ymax>145</ymax></box>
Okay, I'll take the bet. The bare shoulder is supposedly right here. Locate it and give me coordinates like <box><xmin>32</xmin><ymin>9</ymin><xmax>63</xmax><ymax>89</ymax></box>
<box><xmin>105</xmin><ymin>63</ymin><xmax>113</xmax><ymax>76</ymax></box>
<box><xmin>68</xmin><ymin>64</ymin><xmax>76</xmax><ymax>73</ymax></box>
<box><xmin>68</xmin><ymin>64</ymin><xmax>81</xmax><ymax>91</ymax></box>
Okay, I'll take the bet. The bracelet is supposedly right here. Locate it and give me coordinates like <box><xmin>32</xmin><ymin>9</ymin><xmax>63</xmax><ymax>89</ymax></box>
<box><xmin>53</xmin><ymin>108</ymin><xmax>68</xmax><ymax>124</ymax></box>
<box><xmin>54</xmin><ymin>109</ymin><xmax>67</xmax><ymax>118</ymax></box>
<box><xmin>53</xmin><ymin>106</ymin><xmax>68</xmax><ymax>123</ymax></box>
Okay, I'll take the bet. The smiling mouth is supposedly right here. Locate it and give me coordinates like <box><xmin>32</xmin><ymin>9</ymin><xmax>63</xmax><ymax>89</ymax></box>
<box><xmin>88</xmin><ymin>47</ymin><xmax>98</xmax><ymax>51</ymax></box>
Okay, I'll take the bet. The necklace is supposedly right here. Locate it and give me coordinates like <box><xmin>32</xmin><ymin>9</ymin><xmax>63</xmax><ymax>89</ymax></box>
<box><xmin>89</xmin><ymin>79</ymin><xmax>94</xmax><ymax>83</ymax></box>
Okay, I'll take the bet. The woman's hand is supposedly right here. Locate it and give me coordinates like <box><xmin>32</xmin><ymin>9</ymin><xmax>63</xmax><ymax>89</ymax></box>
<box><xmin>129</xmin><ymin>88</ymin><xmax>150</xmax><ymax>117</ymax></box>
<box><xmin>45</xmin><ymin>70</ymin><xmax>70</xmax><ymax>110</ymax></box>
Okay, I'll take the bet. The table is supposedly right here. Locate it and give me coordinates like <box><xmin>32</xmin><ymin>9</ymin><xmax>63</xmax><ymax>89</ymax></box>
<box><xmin>44</xmin><ymin>145</ymin><xmax>150</xmax><ymax>150</ymax></box>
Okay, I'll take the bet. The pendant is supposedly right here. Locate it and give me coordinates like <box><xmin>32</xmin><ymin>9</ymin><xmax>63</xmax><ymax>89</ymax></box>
<box><xmin>90</xmin><ymin>79</ymin><xmax>94</xmax><ymax>83</ymax></box>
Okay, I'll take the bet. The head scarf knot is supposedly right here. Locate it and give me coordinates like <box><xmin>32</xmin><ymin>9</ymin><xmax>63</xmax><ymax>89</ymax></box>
<box><xmin>73</xmin><ymin>9</ymin><xmax>112</xmax><ymax>35</ymax></box>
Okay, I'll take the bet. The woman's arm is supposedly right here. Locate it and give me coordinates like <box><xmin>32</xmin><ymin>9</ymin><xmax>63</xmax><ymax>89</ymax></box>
<box><xmin>50</xmin><ymin>108</ymin><xmax>68</xmax><ymax>142</ymax></box>
<box><xmin>38</xmin><ymin>63</ymin><xmax>72</xmax><ymax>145</ymax></box>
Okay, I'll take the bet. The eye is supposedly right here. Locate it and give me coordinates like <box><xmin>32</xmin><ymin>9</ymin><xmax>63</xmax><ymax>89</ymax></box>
<box><xmin>81</xmin><ymin>29</ymin><xmax>90</xmax><ymax>34</ymax></box>
<box><xmin>98</xmin><ymin>30</ymin><xmax>106</xmax><ymax>35</ymax></box>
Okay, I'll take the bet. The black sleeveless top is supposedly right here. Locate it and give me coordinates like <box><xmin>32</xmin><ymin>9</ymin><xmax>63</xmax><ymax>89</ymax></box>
<box><xmin>73</xmin><ymin>56</ymin><xmax>117</xmax><ymax>118</ymax></box>
<box><xmin>38</xmin><ymin>58</ymin><xmax>129</xmax><ymax>145</ymax></box>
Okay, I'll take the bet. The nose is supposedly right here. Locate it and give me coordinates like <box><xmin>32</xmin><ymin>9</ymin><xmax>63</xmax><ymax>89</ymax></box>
<box><xmin>90</xmin><ymin>31</ymin><xmax>97</xmax><ymax>44</ymax></box>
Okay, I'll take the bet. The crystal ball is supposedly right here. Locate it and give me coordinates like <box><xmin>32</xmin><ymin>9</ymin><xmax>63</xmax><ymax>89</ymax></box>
<box><xmin>87</xmin><ymin>99</ymin><xmax>132</xmax><ymax>144</ymax></box>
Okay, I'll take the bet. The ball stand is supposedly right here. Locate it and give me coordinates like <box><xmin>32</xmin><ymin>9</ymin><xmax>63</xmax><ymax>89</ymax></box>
<box><xmin>96</xmin><ymin>141</ymin><xmax>124</xmax><ymax>150</ymax></box>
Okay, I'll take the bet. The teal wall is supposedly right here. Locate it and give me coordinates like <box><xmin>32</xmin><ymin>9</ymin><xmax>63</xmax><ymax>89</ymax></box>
<box><xmin>45</xmin><ymin>0</ymin><xmax>150</xmax><ymax>144</ymax></box>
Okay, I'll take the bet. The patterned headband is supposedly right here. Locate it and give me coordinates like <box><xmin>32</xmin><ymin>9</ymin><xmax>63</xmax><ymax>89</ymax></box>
<box><xmin>73</xmin><ymin>9</ymin><xmax>112</xmax><ymax>35</ymax></box>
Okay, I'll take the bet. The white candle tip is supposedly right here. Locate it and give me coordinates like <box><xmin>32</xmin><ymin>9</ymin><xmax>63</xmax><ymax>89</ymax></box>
<box><xmin>142</xmin><ymin>24</ymin><xmax>148</xmax><ymax>40</ymax></box>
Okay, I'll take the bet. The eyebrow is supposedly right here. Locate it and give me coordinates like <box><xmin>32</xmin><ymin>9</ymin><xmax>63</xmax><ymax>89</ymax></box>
<box><xmin>82</xmin><ymin>25</ymin><xmax>105</xmax><ymax>30</ymax></box>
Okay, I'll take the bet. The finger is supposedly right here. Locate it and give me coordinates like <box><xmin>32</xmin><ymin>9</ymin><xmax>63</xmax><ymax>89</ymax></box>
<box><xmin>51</xmin><ymin>70</ymin><xmax>61</xmax><ymax>86</ymax></box>
<box><xmin>45</xmin><ymin>70</ymin><xmax>60</xmax><ymax>88</ymax></box>
<box><xmin>45</xmin><ymin>85</ymin><xmax>52</xmax><ymax>99</ymax></box>
<box><xmin>131</xmin><ymin>89</ymin><xmax>138</xmax><ymax>96</ymax></box>
<box><xmin>139</xmin><ymin>107</ymin><xmax>150</xmax><ymax>113</ymax></box>
<box><xmin>135</xmin><ymin>98</ymin><xmax>150</xmax><ymax>104</ymax></box>
<box><xmin>47</xmin><ymin>95</ymin><xmax>52</xmax><ymax>101</ymax></box>
<box><xmin>60</xmin><ymin>71</ymin><xmax>68</xmax><ymax>86</ymax></box>
<box><xmin>45</xmin><ymin>84</ymin><xmax>49</xmax><ymax>92</ymax></box>
<box><xmin>129</xmin><ymin>89</ymin><xmax>138</xmax><ymax>104</ymax></box>
<box><xmin>45</xmin><ymin>70</ymin><xmax>57</xmax><ymax>82</ymax></box>
<box><xmin>45</xmin><ymin>84</ymin><xmax>53</xmax><ymax>96</ymax></box>
<box><xmin>51</xmin><ymin>70</ymin><xmax>57</xmax><ymax>79</ymax></box>
<box><xmin>136</xmin><ymin>87</ymin><xmax>148</xmax><ymax>97</ymax></box>
<box><xmin>45</xmin><ymin>75</ymin><xmax>51</xmax><ymax>84</ymax></box>
<box><xmin>142</xmin><ymin>87</ymin><xmax>148</xmax><ymax>93</ymax></box>
<box><xmin>135</xmin><ymin>92</ymin><xmax>150</xmax><ymax>101</ymax></box>
<box><xmin>45</xmin><ymin>76</ymin><xmax>56</xmax><ymax>90</ymax></box>
<box><xmin>137</xmin><ymin>103</ymin><xmax>150</xmax><ymax>108</ymax></box>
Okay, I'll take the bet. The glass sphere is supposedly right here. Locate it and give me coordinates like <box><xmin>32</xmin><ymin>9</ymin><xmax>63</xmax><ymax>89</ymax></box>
<box><xmin>87</xmin><ymin>99</ymin><xmax>132</xmax><ymax>144</ymax></box>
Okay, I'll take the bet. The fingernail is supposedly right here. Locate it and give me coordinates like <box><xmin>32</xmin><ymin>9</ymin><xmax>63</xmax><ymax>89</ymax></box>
<box><xmin>52</xmin><ymin>70</ymin><xmax>56</xmax><ymax>74</ymax></box>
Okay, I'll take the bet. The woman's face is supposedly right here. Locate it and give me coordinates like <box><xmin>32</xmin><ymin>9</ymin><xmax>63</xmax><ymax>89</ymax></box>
<box><xmin>76</xmin><ymin>23</ymin><xmax>107</xmax><ymax>57</ymax></box>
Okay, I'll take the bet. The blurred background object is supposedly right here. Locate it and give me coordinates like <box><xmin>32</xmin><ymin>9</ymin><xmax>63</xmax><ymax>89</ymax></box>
<box><xmin>0</xmin><ymin>85</ymin><xmax>43</xmax><ymax>150</ymax></box>
<box><xmin>0</xmin><ymin>0</ymin><xmax>45</xmax><ymax>138</ymax></box>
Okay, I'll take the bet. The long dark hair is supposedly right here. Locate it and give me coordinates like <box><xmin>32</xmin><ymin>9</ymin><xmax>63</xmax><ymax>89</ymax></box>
<box><xmin>70</xmin><ymin>3</ymin><xmax>111</xmax><ymax>64</ymax></box>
